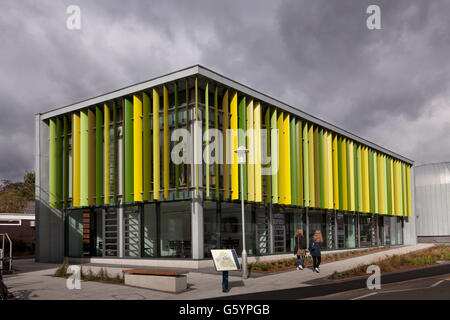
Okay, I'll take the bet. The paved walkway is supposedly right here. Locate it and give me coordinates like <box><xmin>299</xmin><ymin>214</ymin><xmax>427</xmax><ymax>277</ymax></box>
<box><xmin>4</xmin><ymin>244</ymin><xmax>433</xmax><ymax>300</ymax></box>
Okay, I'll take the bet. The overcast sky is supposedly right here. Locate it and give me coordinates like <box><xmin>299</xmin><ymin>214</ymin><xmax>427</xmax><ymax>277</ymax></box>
<box><xmin>1</xmin><ymin>0</ymin><xmax>449</xmax><ymax>181</ymax></box>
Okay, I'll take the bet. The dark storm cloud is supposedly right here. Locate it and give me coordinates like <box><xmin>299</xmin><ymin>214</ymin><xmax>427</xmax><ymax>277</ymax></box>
<box><xmin>0</xmin><ymin>0</ymin><xmax>449</xmax><ymax>180</ymax></box>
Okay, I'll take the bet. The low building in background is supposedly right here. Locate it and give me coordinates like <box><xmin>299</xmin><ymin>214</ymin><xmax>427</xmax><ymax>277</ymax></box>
<box><xmin>0</xmin><ymin>202</ymin><xmax>35</xmax><ymax>247</ymax></box>
<box><xmin>415</xmin><ymin>162</ymin><xmax>450</xmax><ymax>243</ymax></box>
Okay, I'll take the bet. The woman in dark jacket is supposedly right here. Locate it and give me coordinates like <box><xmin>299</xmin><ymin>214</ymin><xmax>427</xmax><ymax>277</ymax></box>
<box><xmin>294</xmin><ymin>229</ymin><xmax>307</xmax><ymax>270</ymax></box>
<box><xmin>309</xmin><ymin>230</ymin><xmax>323</xmax><ymax>273</ymax></box>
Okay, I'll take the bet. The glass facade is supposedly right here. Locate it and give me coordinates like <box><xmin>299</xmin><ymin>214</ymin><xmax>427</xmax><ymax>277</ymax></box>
<box><xmin>65</xmin><ymin>201</ymin><xmax>404</xmax><ymax>259</ymax></box>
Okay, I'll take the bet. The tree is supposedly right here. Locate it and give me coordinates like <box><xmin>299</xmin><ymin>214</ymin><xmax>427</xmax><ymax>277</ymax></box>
<box><xmin>0</xmin><ymin>171</ymin><xmax>35</xmax><ymax>213</ymax></box>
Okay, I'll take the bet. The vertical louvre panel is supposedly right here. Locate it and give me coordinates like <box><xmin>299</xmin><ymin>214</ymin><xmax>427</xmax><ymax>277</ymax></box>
<box><xmin>390</xmin><ymin>158</ymin><xmax>395</xmax><ymax>215</ymax></box>
<box><xmin>327</xmin><ymin>131</ymin><xmax>334</xmax><ymax>209</ymax></box>
<box><xmin>55</xmin><ymin>118</ymin><xmax>62</xmax><ymax>208</ymax></box>
<box><xmin>378</xmin><ymin>154</ymin><xmax>385</xmax><ymax>214</ymax></box>
<box><xmin>341</xmin><ymin>138</ymin><xmax>348</xmax><ymax>211</ymax></box>
<box><xmin>80</xmin><ymin>110</ymin><xmax>88</xmax><ymax>207</ymax></box>
<box><xmin>357</xmin><ymin>144</ymin><xmax>363</xmax><ymax>212</ymax></box>
<box><xmin>72</xmin><ymin>112</ymin><xmax>81</xmax><ymax>207</ymax></box>
<box><xmin>373</xmin><ymin>151</ymin><xmax>378</xmax><ymax>214</ymax></box>
<box><xmin>95</xmin><ymin>106</ymin><xmax>103</xmax><ymax>205</ymax></box>
<box><xmin>113</xmin><ymin>102</ymin><xmax>118</xmax><ymax>204</ymax></box>
<box><xmin>214</xmin><ymin>86</ymin><xmax>220</xmax><ymax>199</ymax></box>
<box><xmin>348</xmin><ymin>140</ymin><xmax>355</xmax><ymax>211</ymax></box>
<box><xmin>63</xmin><ymin>116</ymin><xmax>69</xmax><ymax>208</ymax></box>
<box><xmin>383</xmin><ymin>155</ymin><xmax>389</xmax><ymax>215</ymax></box>
<box><xmin>238</xmin><ymin>96</ymin><xmax>247</xmax><ymax>201</ymax></box>
<box><xmin>143</xmin><ymin>93</ymin><xmax>152</xmax><ymax>201</ymax></box>
<box><xmin>124</xmin><ymin>98</ymin><xmax>134</xmax><ymax>203</ymax></box>
<box><xmin>278</xmin><ymin>112</ymin><xmax>291</xmax><ymax>205</ymax></box>
<box><xmin>49</xmin><ymin>119</ymin><xmax>57</xmax><ymax>208</ymax></box>
<box><xmin>337</xmin><ymin>136</ymin><xmax>343</xmax><ymax>210</ymax></box>
<box><xmin>318</xmin><ymin>128</ymin><xmax>324</xmax><ymax>208</ymax></box>
<box><xmin>265</xmin><ymin>107</ymin><xmax>272</xmax><ymax>203</ymax></box>
<box><xmin>368</xmin><ymin>149</ymin><xmax>375</xmax><ymax>213</ymax></box>
<box><xmin>205</xmin><ymin>82</ymin><xmax>210</xmax><ymax>198</ymax></box>
<box><xmin>104</xmin><ymin>104</ymin><xmax>110</xmax><ymax>204</ymax></box>
<box><xmin>230</xmin><ymin>91</ymin><xmax>239</xmax><ymax>200</ymax></box>
<box><xmin>353</xmin><ymin>143</ymin><xmax>359</xmax><ymax>212</ymax></box>
<box><xmin>271</xmin><ymin>108</ymin><xmax>278</xmax><ymax>204</ymax></box>
<box><xmin>333</xmin><ymin>134</ymin><xmax>339</xmax><ymax>210</ymax></box>
<box><xmin>223</xmin><ymin>90</ymin><xmax>230</xmax><ymax>200</ymax></box>
<box><xmin>246</xmin><ymin>98</ymin><xmax>254</xmax><ymax>201</ymax></box>
<box><xmin>302</xmin><ymin>122</ymin><xmax>309</xmax><ymax>207</ymax></box>
<box><xmin>153</xmin><ymin>89</ymin><xmax>160</xmax><ymax>200</ymax></box>
<box><xmin>195</xmin><ymin>77</ymin><xmax>199</xmax><ymax>196</ymax></box>
<box><xmin>363</xmin><ymin>147</ymin><xmax>370</xmax><ymax>213</ymax></box>
<box><xmin>133</xmin><ymin>94</ymin><xmax>143</xmax><ymax>202</ymax></box>
<box><xmin>290</xmin><ymin>116</ymin><xmax>297</xmax><ymax>206</ymax></box>
<box><xmin>406</xmin><ymin>165</ymin><xmax>412</xmax><ymax>216</ymax></box>
<box><xmin>254</xmin><ymin>102</ymin><xmax>262</xmax><ymax>202</ymax></box>
<box><xmin>88</xmin><ymin>108</ymin><xmax>96</xmax><ymax>206</ymax></box>
<box><xmin>308</xmin><ymin>124</ymin><xmax>315</xmax><ymax>207</ymax></box>
<box><xmin>175</xmin><ymin>84</ymin><xmax>180</xmax><ymax>198</ymax></box>
<box><xmin>313</xmin><ymin>126</ymin><xmax>319</xmax><ymax>207</ymax></box>
<box><xmin>164</xmin><ymin>85</ymin><xmax>169</xmax><ymax>199</ymax></box>
<box><xmin>297</xmin><ymin>120</ymin><xmax>303</xmax><ymax>207</ymax></box>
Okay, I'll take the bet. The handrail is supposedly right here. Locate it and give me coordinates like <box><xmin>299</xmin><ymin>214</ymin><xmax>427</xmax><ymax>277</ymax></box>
<box><xmin>0</xmin><ymin>233</ymin><xmax>12</xmax><ymax>273</ymax></box>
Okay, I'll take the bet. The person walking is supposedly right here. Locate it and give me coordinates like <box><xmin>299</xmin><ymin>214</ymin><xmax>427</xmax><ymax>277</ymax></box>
<box><xmin>294</xmin><ymin>228</ymin><xmax>307</xmax><ymax>270</ymax></box>
<box><xmin>309</xmin><ymin>230</ymin><xmax>323</xmax><ymax>273</ymax></box>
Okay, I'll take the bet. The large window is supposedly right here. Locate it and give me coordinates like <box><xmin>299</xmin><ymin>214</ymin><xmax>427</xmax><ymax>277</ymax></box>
<box><xmin>142</xmin><ymin>203</ymin><xmax>157</xmax><ymax>257</ymax></box>
<box><xmin>337</xmin><ymin>214</ymin><xmax>345</xmax><ymax>249</ymax></box>
<box><xmin>308</xmin><ymin>210</ymin><xmax>327</xmax><ymax>249</ymax></box>
<box><xmin>359</xmin><ymin>215</ymin><xmax>372</xmax><ymax>247</ymax></box>
<box><xmin>345</xmin><ymin>215</ymin><xmax>357</xmax><ymax>249</ymax></box>
<box><xmin>160</xmin><ymin>201</ymin><xmax>191</xmax><ymax>258</ymax></box>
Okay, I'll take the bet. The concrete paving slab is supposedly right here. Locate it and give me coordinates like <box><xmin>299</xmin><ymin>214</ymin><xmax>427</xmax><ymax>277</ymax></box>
<box><xmin>3</xmin><ymin>244</ymin><xmax>434</xmax><ymax>300</ymax></box>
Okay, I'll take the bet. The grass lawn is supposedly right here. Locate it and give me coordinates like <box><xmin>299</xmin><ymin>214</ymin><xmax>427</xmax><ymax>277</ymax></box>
<box><xmin>329</xmin><ymin>245</ymin><xmax>450</xmax><ymax>280</ymax></box>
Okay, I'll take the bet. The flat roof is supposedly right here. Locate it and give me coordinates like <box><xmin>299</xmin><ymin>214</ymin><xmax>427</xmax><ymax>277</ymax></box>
<box><xmin>38</xmin><ymin>64</ymin><xmax>414</xmax><ymax>165</ymax></box>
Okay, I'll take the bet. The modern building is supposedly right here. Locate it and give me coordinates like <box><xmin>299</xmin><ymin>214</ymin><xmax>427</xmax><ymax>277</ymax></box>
<box><xmin>415</xmin><ymin>162</ymin><xmax>450</xmax><ymax>243</ymax></box>
<box><xmin>35</xmin><ymin>65</ymin><xmax>416</xmax><ymax>264</ymax></box>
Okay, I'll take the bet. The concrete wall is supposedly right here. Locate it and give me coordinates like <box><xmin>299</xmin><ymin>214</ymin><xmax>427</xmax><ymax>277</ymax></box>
<box><xmin>35</xmin><ymin>114</ymin><xmax>65</xmax><ymax>263</ymax></box>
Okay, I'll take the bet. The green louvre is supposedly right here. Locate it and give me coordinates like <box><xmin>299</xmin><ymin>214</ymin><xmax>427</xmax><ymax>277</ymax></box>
<box><xmin>373</xmin><ymin>152</ymin><xmax>378</xmax><ymax>214</ymax></box>
<box><xmin>63</xmin><ymin>116</ymin><xmax>69</xmax><ymax>208</ymax></box>
<box><xmin>337</xmin><ymin>136</ymin><xmax>343</xmax><ymax>210</ymax></box>
<box><xmin>113</xmin><ymin>101</ymin><xmax>118</xmax><ymax>204</ymax></box>
<box><xmin>96</xmin><ymin>106</ymin><xmax>103</xmax><ymax>205</ymax></box>
<box><xmin>297</xmin><ymin>120</ymin><xmax>303</xmax><ymax>207</ymax></box>
<box><xmin>124</xmin><ymin>97</ymin><xmax>134</xmax><ymax>203</ymax></box>
<box><xmin>290</xmin><ymin>117</ymin><xmax>297</xmax><ymax>206</ymax></box>
<box><xmin>302</xmin><ymin>122</ymin><xmax>309</xmax><ymax>207</ymax></box>
<box><xmin>238</xmin><ymin>96</ymin><xmax>247</xmax><ymax>201</ymax></box>
<box><xmin>357</xmin><ymin>144</ymin><xmax>363</xmax><ymax>212</ymax></box>
<box><xmin>386</xmin><ymin>156</ymin><xmax>392</xmax><ymax>214</ymax></box>
<box><xmin>143</xmin><ymin>92</ymin><xmax>152</xmax><ymax>201</ymax></box>
<box><xmin>318</xmin><ymin>128</ymin><xmax>324</xmax><ymax>208</ymax></box>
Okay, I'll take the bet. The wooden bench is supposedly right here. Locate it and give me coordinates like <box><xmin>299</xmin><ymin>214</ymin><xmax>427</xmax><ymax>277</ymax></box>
<box><xmin>122</xmin><ymin>269</ymin><xmax>187</xmax><ymax>293</ymax></box>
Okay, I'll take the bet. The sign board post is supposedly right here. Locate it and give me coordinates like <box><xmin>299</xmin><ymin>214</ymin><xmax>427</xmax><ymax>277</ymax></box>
<box><xmin>210</xmin><ymin>249</ymin><xmax>241</xmax><ymax>293</ymax></box>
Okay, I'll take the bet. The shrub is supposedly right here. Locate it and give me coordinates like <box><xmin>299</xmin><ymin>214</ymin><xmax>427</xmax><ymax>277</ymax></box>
<box><xmin>54</xmin><ymin>259</ymin><xmax>69</xmax><ymax>277</ymax></box>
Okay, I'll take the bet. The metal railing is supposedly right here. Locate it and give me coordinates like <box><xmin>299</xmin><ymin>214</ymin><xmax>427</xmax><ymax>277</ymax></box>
<box><xmin>0</xmin><ymin>233</ymin><xmax>12</xmax><ymax>274</ymax></box>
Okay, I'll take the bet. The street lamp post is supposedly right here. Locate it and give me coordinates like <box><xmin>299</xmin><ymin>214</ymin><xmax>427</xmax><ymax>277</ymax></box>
<box><xmin>235</xmin><ymin>146</ymin><xmax>249</xmax><ymax>279</ymax></box>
